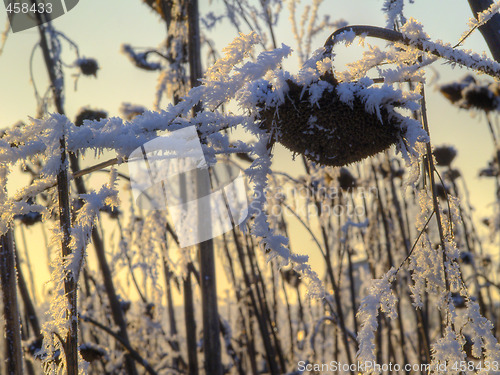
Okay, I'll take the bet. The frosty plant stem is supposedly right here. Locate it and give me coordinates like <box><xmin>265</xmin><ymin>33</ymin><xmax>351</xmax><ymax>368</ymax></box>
<box><xmin>34</xmin><ymin>7</ymin><xmax>78</xmax><ymax>374</ymax></box>
<box><xmin>187</xmin><ymin>0</ymin><xmax>223</xmax><ymax>374</ymax></box>
<box><xmin>0</xmin><ymin>229</ymin><xmax>24</xmax><ymax>375</ymax></box>
<box><xmin>324</xmin><ymin>25</ymin><xmax>500</xmax><ymax>79</ymax></box>
<box><xmin>420</xmin><ymin>88</ymin><xmax>452</xmax><ymax>296</ymax></box>
<box><xmin>70</xmin><ymin>155</ymin><xmax>139</xmax><ymax>375</ymax></box>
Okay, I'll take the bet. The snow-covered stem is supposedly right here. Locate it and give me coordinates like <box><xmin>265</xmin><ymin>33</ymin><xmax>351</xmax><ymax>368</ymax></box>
<box><xmin>182</xmin><ymin>268</ymin><xmax>199</xmax><ymax>375</ymax></box>
<box><xmin>160</xmin><ymin>252</ymin><xmax>185</xmax><ymax>370</ymax></box>
<box><xmin>367</xmin><ymin>161</ymin><xmax>409</xmax><ymax>364</ymax></box>
<box><xmin>420</xmin><ymin>88</ymin><xmax>453</xmax><ymax>303</ymax></box>
<box><xmin>34</xmin><ymin>9</ymin><xmax>79</xmax><ymax>373</ymax></box>
<box><xmin>188</xmin><ymin>0</ymin><xmax>223</xmax><ymax>373</ymax></box>
<box><xmin>324</xmin><ymin>24</ymin><xmax>500</xmax><ymax>79</ymax></box>
<box><xmin>377</xmin><ymin>156</ymin><xmax>412</xmax><ymax>365</ymax></box>
<box><xmin>13</xmin><ymin>238</ymin><xmax>42</xmax><ymax>337</ymax></box>
<box><xmin>219</xmin><ymin>233</ymin><xmax>255</xmax><ymax>372</ymax></box>
<box><xmin>0</xmin><ymin>229</ymin><xmax>24</xmax><ymax>375</ymax></box>
<box><xmin>69</xmin><ymin>150</ymin><xmax>139</xmax><ymax>375</ymax></box>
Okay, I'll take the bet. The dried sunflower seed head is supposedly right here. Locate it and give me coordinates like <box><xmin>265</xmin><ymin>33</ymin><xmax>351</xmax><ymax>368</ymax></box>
<box><xmin>462</xmin><ymin>85</ymin><xmax>497</xmax><ymax>112</ymax></box>
<box><xmin>433</xmin><ymin>145</ymin><xmax>457</xmax><ymax>167</ymax></box>
<box><xmin>440</xmin><ymin>74</ymin><xmax>476</xmax><ymax>104</ymax></box>
<box><xmin>120</xmin><ymin>103</ymin><xmax>147</xmax><ymax>120</ymax></box>
<box><xmin>435</xmin><ymin>183</ymin><xmax>450</xmax><ymax>200</ymax></box>
<box><xmin>258</xmin><ymin>73</ymin><xmax>403</xmax><ymax>167</ymax></box>
<box><xmin>338</xmin><ymin>167</ymin><xmax>357</xmax><ymax>190</ymax></box>
<box><xmin>444</xmin><ymin>168</ymin><xmax>460</xmax><ymax>181</ymax></box>
<box><xmin>440</xmin><ymin>74</ymin><xmax>500</xmax><ymax>112</ymax></box>
<box><xmin>79</xmin><ymin>343</ymin><xmax>107</xmax><ymax>363</ymax></box>
<box><xmin>76</xmin><ymin>58</ymin><xmax>99</xmax><ymax>77</ymax></box>
<box><xmin>75</xmin><ymin>108</ymin><xmax>108</xmax><ymax>127</ymax></box>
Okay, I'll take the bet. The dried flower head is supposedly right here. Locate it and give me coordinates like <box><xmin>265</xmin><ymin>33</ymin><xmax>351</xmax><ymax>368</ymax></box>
<box><xmin>479</xmin><ymin>149</ymin><xmax>500</xmax><ymax>177</ymax></box>
<box><xmin>120</xmin><ymin>102</ymin><xmax>147</xmax><ymax>120</ymax></box>
<box><xmin>479</xmin><ymin>166</ymin><xmax>499</xmax><ymax>177</ymax></box>
<box><xmin>79</xmin><ymin>343</ymin><xmax>107</xmax><ymax>363</ymax></box>
<box><xmin>378</xmin><ymin>162</ymin><xmax>405</xmax><ymax>179</ymax></box>
<box><xmin>444</xmin><ymin>168</ymin><xmax>461</xmax><ymax>181</ymax></box>
<box><xmin>122</xmin><ymin>45</ymin><xmax>162</xmax><ymax>71</ymax></box>
<box><xmin>75</xmin><ymin>108</ymin><xmax>108</xmax><ymax>127</ymax></box>
<box><xmin>338</xmin><ymin>167</ymin><xmax>357</xmax><ymax>190</ymax></box>
<box><xmin>14</xmin><ymin>211</ymin><xmax>42</xmax><ymax>226</ymax></box>
<box><xmin>451</xmin><ymin>292</ymin><xmax>467</xmax><ymax>308</ymax></box>
<box><xmin>433</xmin><ymin>145</ymin><xmax>457</xmax><ymax>166</ymax></box>
<box><xmin>440</xmin><ymin>74</ymin><xmax>500</xmax><ymax>112</ymax></box>
<box><xmin>439</xmin><ymin>75</ymin><xmax>476</xmax><ymax>104</ymax></box>
<box><xmin>281</xmin><ymin>268</ymin><xmax>301</xmax><ymax>288</ymax></box>
<box><xmin>76</xmin><ymin>58</ymin><xmax>99</xmax><ymax>77</ymax></box>
<box><xmin>24</xmin><ymin>336</ymin><xmax>43</xmax><ymax>358</ymax></box>
<box><xmin>435</xmin><ymin>183</ymin><xmax>450</xmax><ymax>200</ymax></box>
<box><xmin>459</xmin><ymin>251</ymin><xmax>473</xmax><ymax>265</ymax></box>
<box><xmin>258</xmin><ymin>73</ymin><xmax>404</xmax><ymax>167</ymax></box>
<box><xmin>462</xmin><ymin>85</ymin><xmax>497</xmax><ymax>111</ymax></box>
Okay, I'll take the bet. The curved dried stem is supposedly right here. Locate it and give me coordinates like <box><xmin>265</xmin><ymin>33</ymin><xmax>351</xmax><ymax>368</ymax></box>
<box><xmin>324</xmin><ymin>25</ymin><xmax>500</xmax><ymax>79</ymax></box>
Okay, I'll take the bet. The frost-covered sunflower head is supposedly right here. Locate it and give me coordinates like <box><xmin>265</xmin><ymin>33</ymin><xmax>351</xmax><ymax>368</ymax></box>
<box><xmin>255</xmin><ymin>62</ymin><xmax>423</xmax><ymax>167</ymax></box>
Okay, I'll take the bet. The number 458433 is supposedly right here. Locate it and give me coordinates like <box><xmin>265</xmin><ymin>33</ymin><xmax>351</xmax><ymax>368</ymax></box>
<box><xmin>6</xmin><ymin>2</ymin><xmax>53</xmax><ymax>14</ymax></box>
<box><xmin>452</xmin><ymin>361</ymin><xmax>499</xmax><ymax>372</ymax></box>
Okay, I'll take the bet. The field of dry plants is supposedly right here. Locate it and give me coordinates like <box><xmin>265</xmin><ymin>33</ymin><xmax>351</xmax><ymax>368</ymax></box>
<box><xmin>0</xmin><ymin>0</ymin><xmax>499</xmax><ymax>374</ymax></box>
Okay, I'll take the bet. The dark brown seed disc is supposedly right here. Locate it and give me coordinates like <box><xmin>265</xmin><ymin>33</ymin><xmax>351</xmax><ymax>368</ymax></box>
<box><xmin>258</xmin><ymin>74</ymin><xmax>402</xmax><ymax>167</ymax></box>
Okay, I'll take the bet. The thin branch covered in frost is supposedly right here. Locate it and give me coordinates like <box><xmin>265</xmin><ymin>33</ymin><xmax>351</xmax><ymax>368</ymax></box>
<box><xmin>406</xmin><ymin>169</ymin><xmax>500</xmax><ymax>371</ymax></box>
<box><xmin>245</xmin><ymin>133</ymin><xmax>325</xmax><ymax>297</ymax></box>
<box><xmin>457</xmin><ymin>0</ymin><xmax>500</xmax><ymax>46</ymax></box>
<box><xmin>324</xmin><ymin>20</ymin><xmax>500</xmax><ymax>79</ymax></box>
<box><xmin>464</xmin><ymin>301</ymin><xmax>500</xmax><ymax>368</ymax></box>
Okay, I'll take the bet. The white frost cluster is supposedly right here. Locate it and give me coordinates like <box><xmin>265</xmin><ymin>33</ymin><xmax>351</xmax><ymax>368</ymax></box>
<box><xmin>356</xmin><ymin>268</ymin><xmax>398</xmax><ymax>374</ymax></box>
